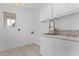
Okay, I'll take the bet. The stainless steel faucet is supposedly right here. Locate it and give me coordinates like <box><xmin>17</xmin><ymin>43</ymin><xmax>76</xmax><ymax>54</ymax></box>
<box><xmin>49</xmin><ymin>20</ymin><xmax>55</xmax><ymax>34</ymax></box>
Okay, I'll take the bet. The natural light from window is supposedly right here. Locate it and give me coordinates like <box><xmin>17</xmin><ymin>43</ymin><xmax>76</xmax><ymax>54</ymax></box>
<box><xmin>7</xmin><ymin>19</ymin><xmax>16</xmax><ymax>27</ymax></box>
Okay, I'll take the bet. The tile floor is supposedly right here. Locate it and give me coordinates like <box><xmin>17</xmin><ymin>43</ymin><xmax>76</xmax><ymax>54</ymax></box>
<box><xmin>0</xmin><ymin>44</ymin><xmax>40</xmax><ymax>56</ymax></box>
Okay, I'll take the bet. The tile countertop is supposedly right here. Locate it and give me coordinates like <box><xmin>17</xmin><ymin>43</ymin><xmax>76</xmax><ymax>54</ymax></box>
<box><xmin>41</xmin><ymin>34</ymin><xmax>79</xmax><ymax>42</ymax></box>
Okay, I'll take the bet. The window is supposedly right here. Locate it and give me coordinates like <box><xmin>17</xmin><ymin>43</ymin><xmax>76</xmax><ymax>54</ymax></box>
<box><xmin>4</xmin><ymin>12</ymin><xmax>16</xmax><ymax>27</ymax></box>
<box><xmin>7</xmin><ymin>19</ymin><xmax>16</xmax><ymax>27</ymax></box>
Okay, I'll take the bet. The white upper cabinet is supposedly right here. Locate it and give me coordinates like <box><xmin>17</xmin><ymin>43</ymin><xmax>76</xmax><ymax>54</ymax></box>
<box><xmin>53</xmin><ymin>3</ymin><xmax>65</xmax><ymax>18</ymax></box>
<box><xmin>40</xmin><ymin>3</ymin><xmax>66</xmax><ymax>22</ymax></box>
<box><xmin>59</xmin><ymin>3</ymin><xmax>79</xmax><ymax>17</ymax></box>
<box><xmin>53</xmin><ymin>3</ymin><xmax>79</xmax><ymax>18</ymax></box>
<box><xmin>40</xmin><ymin>3</ymin><xmax>79</xmax><ymax>22</ymax></box>
<box><xmin>65</xmin><ymin>3</ymin><xmax>79</xmax><ymax>11</ymax></box>
<box><xmin>40</xmin><ymin>5</ymin><xmax>52</xmax><ymax>22</ymax></box>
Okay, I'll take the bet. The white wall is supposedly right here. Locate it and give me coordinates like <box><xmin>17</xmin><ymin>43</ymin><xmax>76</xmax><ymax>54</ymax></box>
<box><xmin>32</xmin><ymin>12</ymin><xmax>40</xmax><ymax>45</ymax></box>
<box><xmin>55</xmin><ymin>12</ymin><xmax>79</xmax><ymax>30</ymax></box>
<box><xmin>0</xmin><ymin>5</ymin><xmax>39</xmax><ymax>51</ymax></box>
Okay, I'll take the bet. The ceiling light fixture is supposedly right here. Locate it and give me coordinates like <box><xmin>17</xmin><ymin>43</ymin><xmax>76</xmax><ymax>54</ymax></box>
<box><xmin>16</xmin><ymin>0</ymin><xmax>21</xmax><ymax>7</ymax></box>
<box><xmin>16</xmin><ymin>3</ymin><xmax>21</xmax><ymax>7</ymax></box>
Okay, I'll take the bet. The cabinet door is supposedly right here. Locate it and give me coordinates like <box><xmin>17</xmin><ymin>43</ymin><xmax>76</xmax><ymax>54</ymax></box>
<box><xmin>53</xmin><ymin>3</ymin><xmax>65</xmax><ymax>18</ymax></box>
<box><xmin>51</xmin><ymin>37</ymin><xmax>54</xmax><ymax>56</ymax></box>
<box><xmin>40</xmin><ymin>36</ymin><xmax>52</xmax><ymax>56</ymax></box>
<box><xmin>54</xmin><ymin>38</ymin><xmax>65</xmax><ymax>56</ymax></box>
<box><xmin>65</xmin><ymin>3</ymin><xmax>79</xmax><ymax>11</ymax></box>
<box><xmin>40</xmin><ymin>5</ymin><xmax>52</xmax><ymax>22</ymax></box>
<box><xmin>54</xmin><ymin>38</ymin><xmax>79</xmax><ymax>56</ymax></box>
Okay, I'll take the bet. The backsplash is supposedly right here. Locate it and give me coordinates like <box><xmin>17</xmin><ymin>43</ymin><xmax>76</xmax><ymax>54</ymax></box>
<box><xmin>58</xmin><ymin>30</ymin><xmax>79</xmax><ymax>37</ymax></box>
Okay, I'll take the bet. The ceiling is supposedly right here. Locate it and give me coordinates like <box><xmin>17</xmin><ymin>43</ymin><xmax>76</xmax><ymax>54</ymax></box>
<box><xmin>0</xmin><ymin>3</ymin><xmax>49</xmax><ymax>12</ymax></box>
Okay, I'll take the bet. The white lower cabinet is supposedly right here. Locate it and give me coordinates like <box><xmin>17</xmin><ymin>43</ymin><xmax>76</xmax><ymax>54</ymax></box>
<box><xmin>40</xmin><ymin>36</ymin><xmax>53</xmax><ymax>56</ymax></box>
<box><xmin>40</xmin><ymin>36</ymin><xmax>79</xmax><ymax>56</ymax></box>
<box><xmin>54</xmin><ymin>38</ymin><xmax>79</xmax><ymax>56</ymax></box>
